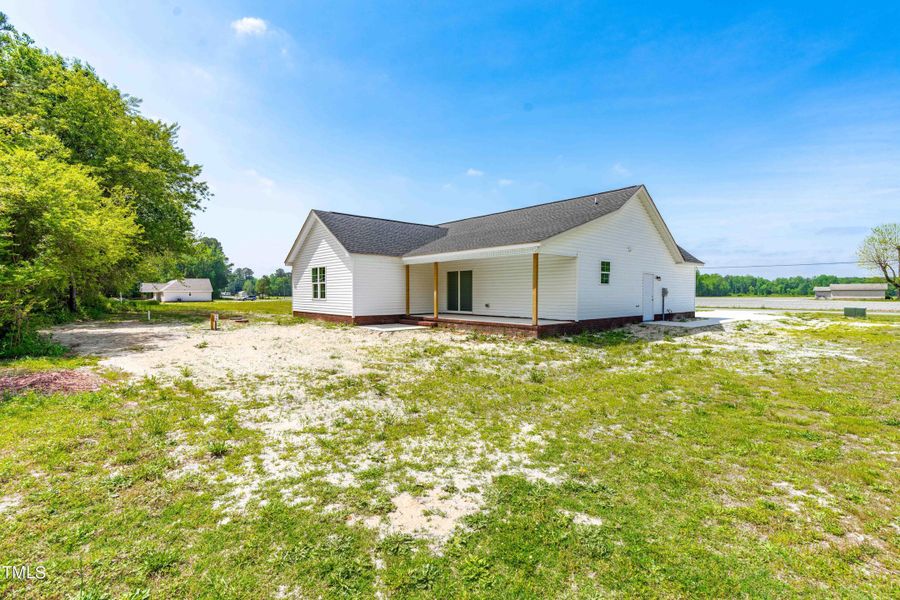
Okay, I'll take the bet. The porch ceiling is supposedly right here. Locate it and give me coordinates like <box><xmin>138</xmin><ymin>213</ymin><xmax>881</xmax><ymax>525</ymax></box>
<box><xmin>401</xmin><ymin>244</ymin><xmax>576</xmax><ymax>264</ymax></box>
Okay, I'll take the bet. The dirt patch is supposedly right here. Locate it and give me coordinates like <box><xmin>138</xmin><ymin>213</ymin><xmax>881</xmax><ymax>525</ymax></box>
<box><xmin>50</xmin><ymin>320</ymin><xmax>464</xmax><ymax>390</ymax></box>
<box><xmin>0</xmin><ymin>370</ymin><xmax>103</xmax><ymax>395</ymax></box>
<box><xmin>558</xmin><ymin>509</ymin><xmax>603</xmax><ymax>526</ymax></box>
<box><xmin>48</xmin><ymin>320</ymin><xmax>192</xmax><ymax>357</ymax></box>
<box><xmin>376</xmin><ymin>489</ymin><xmax>482</xmax><ymax>549</ymax></box>
<box><xmin>0</xmin><ymin>494</ymin><xmax>22</xmax><ymax>516</ymax></box>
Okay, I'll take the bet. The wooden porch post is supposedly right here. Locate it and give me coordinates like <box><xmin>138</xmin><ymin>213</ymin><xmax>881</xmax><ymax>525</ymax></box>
<box><xmin>405</xmin><ymin>264</ymin><xmax>410</xmax><ymax>316</ymax></box>
<box><xmin>532</xmin><ymin>252</ymin><xmax>539</xmax><ymax>326</ymax></box>
<box><xmin>432</xmin><ymin>262</ymin><xmax>439</xmax><ymax>319</ymax></box>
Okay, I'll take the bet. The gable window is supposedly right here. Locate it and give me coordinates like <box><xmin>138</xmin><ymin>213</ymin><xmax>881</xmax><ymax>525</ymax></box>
<box><xmin>600</xmin><ymin>261</ymin><xmax>611</xmax><ymax>284</ymax></box>
<box><xmin>311</xmin><ymin>266</ymin><xmax>326</xmax><ymax>299</ymax></box>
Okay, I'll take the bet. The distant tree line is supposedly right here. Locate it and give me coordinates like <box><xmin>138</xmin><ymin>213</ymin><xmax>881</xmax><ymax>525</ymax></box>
<box><xmin>223</xmin><ymin>267</ymin><xmax>291</xmax><ymax>297</ymax></box>
<box><xmin>696</xmin><ymin>273</ymin><xmax>896</xmax><ymax>297</ymax></box>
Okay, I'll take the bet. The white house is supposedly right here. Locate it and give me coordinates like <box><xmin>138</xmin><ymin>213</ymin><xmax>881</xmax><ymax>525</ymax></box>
<box><xmin>140</xmin><ymin>278</ymin><xmax>213</xmax><ymax>302</ymax></box>
<box><xmin>283</xmin><ymin>185</ymin><xmax>703</xmax><ymax>336</ymax></box>
<box><xmin>814</xmin><ymin>283</ymin><xmax>888</xmax><ymax>300</ymax></box>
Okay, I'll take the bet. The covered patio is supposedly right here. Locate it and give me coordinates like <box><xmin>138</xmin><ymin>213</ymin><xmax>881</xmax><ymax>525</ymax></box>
<box><xmin>398</xmin><ymin>246</ymin><xmax>579</xmax><ymax>337</ymax></box>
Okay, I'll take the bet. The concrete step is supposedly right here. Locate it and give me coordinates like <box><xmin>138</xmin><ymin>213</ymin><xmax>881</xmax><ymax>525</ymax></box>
<box><xmin>398</xmin><ymin>318</ymin><xmax>437</xmax><ymax>327</ymax></box>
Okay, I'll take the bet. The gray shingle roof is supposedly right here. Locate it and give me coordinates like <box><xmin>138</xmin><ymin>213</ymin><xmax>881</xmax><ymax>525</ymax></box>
<box><xmin>408</xmin><ymin>186</ymin><xmax>640</xmax><ymax>256</ymax></box>
<box><xmin>312</xmin><ymin>210</ymin><xmax>446</xmax><ymax>256</ymax></box>
<box><xmin>311</xmin><ymin>185</ymin><xmax>702</xmax><ymax>263</ymax></box>
<box><xmin>675</xmin><ymin>245</ymin><xmax>702</xmax><ymax>264</ymax></box>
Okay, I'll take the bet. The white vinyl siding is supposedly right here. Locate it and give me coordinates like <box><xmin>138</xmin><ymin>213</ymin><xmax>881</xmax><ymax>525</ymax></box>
<box><xmin>352</xmin><ymin>254</ymin><xmax>407</xmax><ymax>315</ymax></box>
<box><xmin>409</xmin><ymin>263</ymin><xmax>435</xmax><ymax>314</ymax></box>
<box><xmin>159</xmin><ymin>291</ymin><xmax>212</xmax><ymax>302</ymax></box>
<box><xmin>290</xmin><ymin>219</ymin><xmax>353</xmax><ymax>316</ymax></box>
<box><xmin>829</xmin><ymin>290</ymin><xmax>887</xmax><ymax>299</ymax></box>
<box><xmin>541</xmin><ymin>194</ymin><xmax>697</xmax><ymax>321</ymax></box>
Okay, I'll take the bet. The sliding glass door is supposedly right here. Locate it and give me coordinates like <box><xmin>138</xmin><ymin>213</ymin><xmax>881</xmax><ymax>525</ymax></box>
<box><xmin>447</xmin><ymin>270</ymin><xmax>473</xmax><ymax>312</ymax></box>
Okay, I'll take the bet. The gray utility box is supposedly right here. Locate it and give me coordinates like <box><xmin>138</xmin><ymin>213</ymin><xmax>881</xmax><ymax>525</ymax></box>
<box><xmin>844</xmin><ymin>307</ymin><xmax>867</xmax><ymax>318</ymax></box>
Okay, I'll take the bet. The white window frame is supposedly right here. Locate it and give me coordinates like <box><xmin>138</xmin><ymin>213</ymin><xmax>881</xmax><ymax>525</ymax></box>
<box><xmin>600</xmin><ymin>260</ymin><xmax>611</xmax><ymax>285</ymax></box>
<box><xmin>311</xmin><ymin>266</ymin><xmax>326</xmax><ymax>299</ymax></box>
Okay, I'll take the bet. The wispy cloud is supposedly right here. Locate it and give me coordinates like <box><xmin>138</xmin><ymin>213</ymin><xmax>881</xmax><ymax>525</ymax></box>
<box><xmin>498</xmin><ymin>178</ymin><xmax>513</xmax><ymax>186</ymax></box>
<box><xmin>466</xmin><ymin>168</ymin><xmax>484</xmax><ymax>177</ymax></box>
<box><xmin>243</xmin><ymin>169</ymin><xmax>275</xmax><ymax>193</ymax></box>
<box><xmin>231</xmin><ymin>17</ymin><xmax>267</xmax><ymax>37</ymax></box>
<box><xmin>610</xmin><ymin>162</ymin><xmax>631</xmax><ymax>178</ymax></box>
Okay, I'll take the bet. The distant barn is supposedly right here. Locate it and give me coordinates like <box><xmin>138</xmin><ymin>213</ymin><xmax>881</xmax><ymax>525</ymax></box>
<box><xmin>140</xmin><ymin>279</ymin><xmax>213</xmax><ymax>302</ymax></box>
<box><xmin>813</xmin><ymin>283</ymin><xmax>888</xmax><ymax>300</ymax></box>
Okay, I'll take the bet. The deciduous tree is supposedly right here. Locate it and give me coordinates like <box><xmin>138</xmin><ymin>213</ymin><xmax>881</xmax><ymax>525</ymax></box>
<box><xmin>857</xmin><ymin>224</ymin><xmax>900</xmax><ymax>295</ymax></box>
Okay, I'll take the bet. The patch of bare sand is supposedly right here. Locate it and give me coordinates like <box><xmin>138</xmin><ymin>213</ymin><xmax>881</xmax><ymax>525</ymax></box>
<box><xmin>51</xmin><ymin>319</ymin><xmax>465</xmax><ymax>387</ymax></box>
<box><xmin>208</xmin><ymin>407</ymin><xmax>563</xmax><ymax>549</ymax></box>
<box><xmin>558</xmin><ymin>509</ymin><xmax>603</xmax><ymax>526</ymax></box>
<box><xmin>632</xmin><ymin>317</ymin><xmax>867</xmax><ymax>366</ymax></box>
<box><xmin>0</xmin><ymin>494</ymin><xmax>22</xmax><ymax>517</ymax></box>
<box><xmin>344</xmin><ymin>425</ymin><xmax>562</xmax><ymax>550</ymax></box>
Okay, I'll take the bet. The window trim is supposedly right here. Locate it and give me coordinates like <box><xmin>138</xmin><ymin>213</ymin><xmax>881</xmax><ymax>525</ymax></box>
<box><xmin>311</xmin><ymin>266</ymin><xmax>326</xmax><ymax>299</ymax></box>
<box><xmin>600</xmin><ymin>260</ymin><xmax>611</xmax><ymax>285</ymax></box>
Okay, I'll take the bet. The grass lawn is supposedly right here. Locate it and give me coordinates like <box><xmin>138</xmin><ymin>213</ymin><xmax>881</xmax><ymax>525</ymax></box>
<box><xmin>0</xmin><ymin>313</ymin><xmax>897</xmax><ymax>598</ymax></box>
<box><xmin>108</xmin><ymin>298</ymin><xmax>294</xmax><ymax>322</ymax></box>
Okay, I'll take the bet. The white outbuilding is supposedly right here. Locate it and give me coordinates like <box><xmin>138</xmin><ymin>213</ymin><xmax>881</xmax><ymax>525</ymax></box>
<box><xmin>284</xmin><ymin>185</ymin><xmax>703</xmax><ymax>336</ymax></box>
<box><xmin>814</xmin><ymin>283</ymin><xmax>888</xmax><ymax>300</ymax></box>
<box><xmin>140</xmin><ymin>278</ymin><xmax>213</xmax><ymax>302</ymax></box>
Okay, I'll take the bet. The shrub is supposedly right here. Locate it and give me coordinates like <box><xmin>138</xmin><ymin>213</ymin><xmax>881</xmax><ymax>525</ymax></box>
<box><xmin>0</xmin><ymin>329</ymin><xmax>66</xmax><ymax>359</ymax></box>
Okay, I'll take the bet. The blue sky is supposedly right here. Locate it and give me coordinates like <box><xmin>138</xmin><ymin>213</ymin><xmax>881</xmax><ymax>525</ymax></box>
<box><xmin>5</xmin><ymin>1</ymin><xmax>899</xmax><ymax>277</ymax></box>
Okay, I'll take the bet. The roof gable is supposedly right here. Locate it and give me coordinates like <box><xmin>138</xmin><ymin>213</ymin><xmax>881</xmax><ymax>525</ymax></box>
<box><xmin>406</xmin><ymin>186</ymin><xmax>640</xmax><ymax>257</ymax></box>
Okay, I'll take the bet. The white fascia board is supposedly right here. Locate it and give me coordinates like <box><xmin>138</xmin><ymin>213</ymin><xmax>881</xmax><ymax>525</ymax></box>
<box><xmin>284</xmin><ymin>211</ymin><xmax>351</xmax><ymax>265</ymax></box>
<box><xmin>284</xmin><ymin>212</ymin><xmax>319</xmax><ymax>266</ymax></box>
<box><xmin>635</xmin><ymin>186</ymin><xmax>686</xmax><ymax>264</ymax></box>
<box><xmin>401</xmin><ymin>242</ymin><xmax>540</xmax><ymax>264</ymax></box>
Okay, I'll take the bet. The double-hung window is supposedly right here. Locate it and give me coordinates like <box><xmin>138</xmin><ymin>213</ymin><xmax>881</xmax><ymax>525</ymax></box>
<box><xmin>600</xmin><ymin>261</ymin><xmax>611</xmax><ymax>285</ymax></box>
<box><xmin>311</xmin><ymin>266</ymin><xmax>326</xmax><ymax>299</ymax></box>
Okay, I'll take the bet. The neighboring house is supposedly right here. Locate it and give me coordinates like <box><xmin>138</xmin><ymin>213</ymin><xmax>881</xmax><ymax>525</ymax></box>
<box><xmin>814</xmin><ymin>283</ymin><xmax>888</xmax><ymax>300</ymax></box>
<box><xmin>139</xmin><ymin>279</ymin><xmax>213</xmax><ymax>302</ymax></box>
<box><xmin>284</xmin><ymin>185</ymin><xmax>703</xmax><ymax>336</ymax></box>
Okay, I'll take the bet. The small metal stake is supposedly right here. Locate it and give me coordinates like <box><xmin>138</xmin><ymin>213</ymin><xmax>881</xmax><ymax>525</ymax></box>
<box><xmin>147</xmin><ymin>310</ymin><xmax>151</xmax><ymax>321</ymax></box>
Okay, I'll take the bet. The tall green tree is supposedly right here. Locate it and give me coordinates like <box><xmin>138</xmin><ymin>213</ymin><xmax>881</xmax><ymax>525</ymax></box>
<box><xmin>0</xmin><ymin>147</ymin><xmax>139</xmax><ymax>340</ymax></box>
<box><xmin>177</xmin><ymin>237</ymin><xmax>232</xmax><ymax>297</ymax></box>
<box><xmin>0</xmin><ymin>13</ymin><xmax>209</xmax><ymax>336</ymax></box>
<box><xmin>227</xmin><ymin>268</ymin><xmax>255</xmax><ymax>295</ymax></box>
<box><xmin>0</xmin><ymin>16</ymin><xmax>207</xmax><ymax>253</ymax></box>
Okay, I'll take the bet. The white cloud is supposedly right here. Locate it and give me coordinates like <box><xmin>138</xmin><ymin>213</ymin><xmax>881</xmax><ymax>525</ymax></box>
<box><xmin>610</xmin><ymin>162</ymin><xmax>632</xmax><ymax>178</ymax></box>
<box><xmin>231</xmin><ymin>17</ymin><xmax>268</xmax><ymax>37</ymax></box>
<box><xmin>244</xmin><ymin>169</ymin><xmax>275</xmax><ymax>193</ymax></box>
<box><xmin>498</xmin><ymin>178</ymin><xmax>514</xmax><ymax>186</ymax></box>
<box><xmin>466</xmin><ymin>168</ymin><xmax>484</xmax><ymax>177</ymax></box>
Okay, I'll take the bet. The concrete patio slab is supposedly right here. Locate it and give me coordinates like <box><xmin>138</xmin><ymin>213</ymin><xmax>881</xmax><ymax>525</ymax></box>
<box><xmin>650</xmin><ymin>310</ymin><xmax>782</xmax><ymax>329</ymax></box>
<box><xmin>360</xmin><ymin>323</ymin><xmax>429</xmax><ymax>332</ymax></box>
